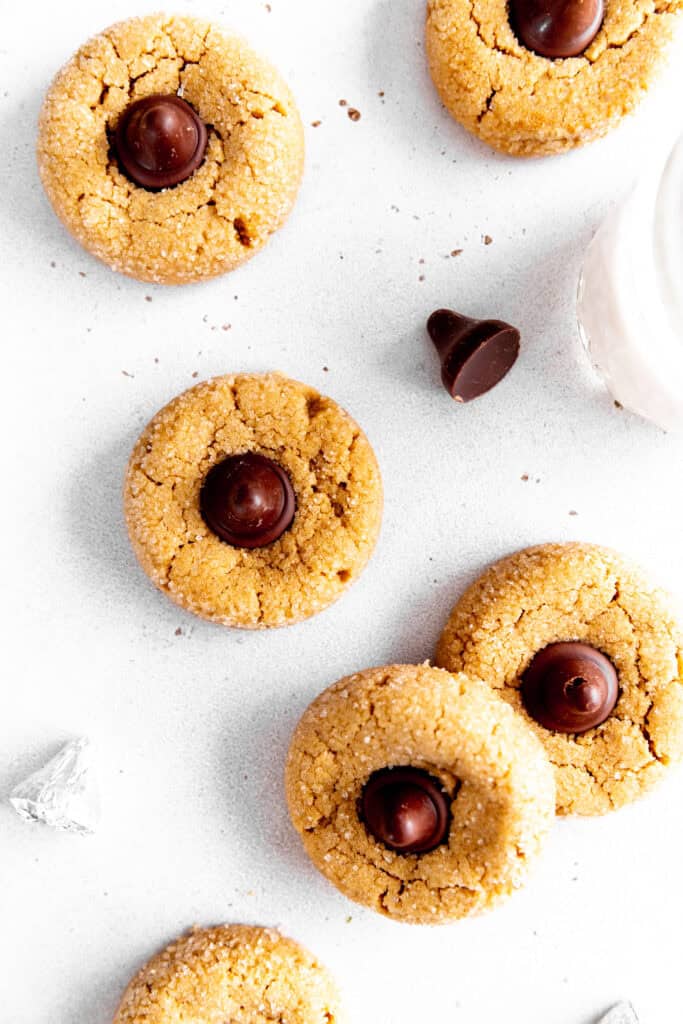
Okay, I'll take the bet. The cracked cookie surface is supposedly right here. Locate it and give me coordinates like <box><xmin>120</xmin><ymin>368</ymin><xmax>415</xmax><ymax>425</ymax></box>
<box><xmin>124</xmin><ymin>373</ymin><xmax>383</xmax><ymax>628</ymax></box>
<box><xmin>37</xmin><ymin>14</ymin><xmax>304</xmax><ymax>283</ymax></box>
<box><xmin>112</xmin><ymin>924</ymin><xmax>344</xmax><ymax>1024</ymax></box>
<box><xmin>436</xmin><ymin>543</ymin><xmax>683</xmax><ymax>814</ymax></box>
<box><xmin>285</xmin><ymin>664</ymin><xmax>555</xmax><ymax>924</ymax></box>
<box><xmin>426</xmin><ymin>0</ymin><xmax>682</xmax><ymax>156</ymax></box>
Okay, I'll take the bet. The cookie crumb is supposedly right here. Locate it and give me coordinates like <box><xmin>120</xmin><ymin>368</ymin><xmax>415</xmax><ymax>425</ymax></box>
<box><xmin>192</xmin><ymin>371</ymin><xmax>199</xmax><ymax>378</ymax></box>
<box><xmin>311</xmin><ymin>120</ymin><xmax>322</xmax><ymax>127</ymax></box>
<box><xmin>339</xmin><ymin>99</ymin><xmax>347</xmax><ymax>107</ymax></box>
<box><xmin>323</xmin><ymin>366</ymin><xmax>329</xmax><ymax>372</ymax></box>
<box><xmin>450</xmin><ymin>249</ymin><xmax>463</xmax><ymax>257</ymax></box>
<box><xmin>79</xmin><ymin>271</ymin><xmax>87</xmax><ymax>278</ymax></box>
<box><xmin>50</xmin><ymin>261</ymin><xmax>56</xmax><ymax>268</ymax></box>
<box><xmin>348</xmin><ymin>108</ymin><xmax>361</xmax><ymax>122</ymax></box>
<box><xmin>222</xmin><ymin>324</ymin><xmax>232</xmax><ymax>331</ymax></box>
<box><xmin>521</xmin><ymin>474</ymin><xmax>529</xmax><ymax>481</ymax></box>
<box><xmin>378</xmin><ymin>91</ymin><xmax>385</xmax><ymax>97</ymax></box>
<box><xmin>145</xmin><ymin>295</ymin><xmax>153</xmax><ymax>302</ymax></box>
<box><xmin>418</xmin><ymin>274</ymin><xmax>426</xmax><ymax>282</ymax></box>
<box><xmin>154</xmin><ymin>357</ymin><xmax>159</xmax><ymax>363</ymax></box>
<box><xmin>569</xmin><ymin>510</ymin><xmax>578</xmax><ymax>516</ymax></box>
<box><xmin>175</xmin><ymin>627</ymin><xmax>183</xmax><ymax>636</ymax></box>
<box><xmin>483</xmin><ymin>234</ymin><xmax>493</xmax><ymax>245</ymax></box>
<box><xmin>122</xmin><ymin>370</ymin><xmax>134</xmax><ymax>378</ymax></box>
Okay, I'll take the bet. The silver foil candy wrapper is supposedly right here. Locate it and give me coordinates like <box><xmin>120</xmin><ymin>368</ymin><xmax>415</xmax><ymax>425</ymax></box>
<box><xmin>9</xmin><ymin>736</ymin><xmax>100</xmax><ymax>835</ymax></box>
<box><xmin>598</xmin><ymin>1004</ymin><xmax>639</xmax><ymax>1024</ymax></box>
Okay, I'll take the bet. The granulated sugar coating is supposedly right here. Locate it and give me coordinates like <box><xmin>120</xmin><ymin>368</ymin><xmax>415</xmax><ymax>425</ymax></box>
<box><xmin>112</xmin><ymin>925</ymin><xmax>345</xmax><ymax>1024</ymax></box>
<box><xmin>426</xmin><ymin>0</ymin><xmax>682</xmax><ymax>156</ymax></box>
<box><xmin>436</xmin><ymin>543</ymin><xmax>683</xmax><ymax>815</ymax></box>
<box><xmin>124</xmin><ymin>373</ymin><xmax>383</xmax><ymax>628</ymax></box>
<box><xmin>285</xmin><ymin>663</ymin><xmax>555</xmax><ymax>924</ymax></box>
<box><xmin>37</xmin><ymin>14</ymin><xmax>304</xmax><ymax>284</ymax></box>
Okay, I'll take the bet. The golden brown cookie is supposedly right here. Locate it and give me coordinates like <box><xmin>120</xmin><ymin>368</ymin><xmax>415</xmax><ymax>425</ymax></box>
<box><xmin>112</xmin><ymin>924</ymin><xmax>344</xmax><ymax>1024</ymax></box>
<box><xmin>285</xmin><ymin>664</ymin><xmax>555</xmax><ymax>924</ymax></box>
<box><xmin>37</xmin><ymin>15</ymin><xmax>304</xmax><ymax>283</ymax></box>
<box><xmin>425</xmin><ymin>0</ymin><xmax>682</xmax><ymax>157</ymax></box>
<box><xmin>124</xmin><ymin>373</ymin><xmax>383</xmax><ymax>628</ymax></box>
<box><xmin>436</xmin><ymin>543</ymin><xmax>683</xmax><ymax>815</ymax></box>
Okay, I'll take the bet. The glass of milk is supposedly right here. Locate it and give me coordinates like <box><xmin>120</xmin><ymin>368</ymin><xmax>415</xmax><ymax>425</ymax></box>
<box><xmin>577</xmin><ymin>133</ymin><xmax>683</xmax><ymax>432</ymax></box>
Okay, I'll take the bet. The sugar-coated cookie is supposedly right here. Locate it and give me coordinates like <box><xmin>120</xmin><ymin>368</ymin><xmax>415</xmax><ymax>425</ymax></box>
<box><xmin>38</xmin><ymin>15</ymin><xmax>304</xmax><ymax>283</ymax></box>
<box><xmin>112</xmin><ymin>925</ymin><xmax>344</xmax><ymax>1024</ymax></box>
<box><xmin>426</xmin><ymin>0</ymin><xmax>682</xmax><ymax>156</ymax></box>
<box><xmin>285</xmin><ymin>664</ymin><xmax>555</xmax><ymax>924</ymax></box>
<box><xmin>124</xmin><ymin>373</ymin><xmax>383</xmax><ymax>628</ymax></box>
<box><xmin>436</xmin><ymin>543</ymin><xmax>683</xmax><ymax>814</ymax></box>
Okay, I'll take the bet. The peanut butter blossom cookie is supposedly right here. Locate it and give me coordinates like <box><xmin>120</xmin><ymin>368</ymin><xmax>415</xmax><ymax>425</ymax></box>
<box><xmin>112</xmin><ymin>925</ymin><xmax>344</xmax><ymax>1024</ymax></box>
<box><xmin>425</xmin><ymin>0</ymin><xmax>682</xmax><ymax>156</ymax></box>
<box><xmin>436</xmin><ymin>543</ymin><xmax>683</xmax><ymax>815</ymax></box>
<box><xmin>285</xmin><ymin>664</ymin><xmax>555</xmax><ymax>924</ymax></box>
<box><xmin>124</xmin><ymin>373</ymin><xmax>383</xmax><ymax>628</ymax></box>
<box><xmin>37</xmin><ymin>15</ymin><xmax>304</xmax><ymax>283</ymax></box>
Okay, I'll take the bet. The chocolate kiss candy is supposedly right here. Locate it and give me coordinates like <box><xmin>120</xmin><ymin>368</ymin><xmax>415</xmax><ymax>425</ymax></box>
<box><xmin>200</xmin><ymin>453</ymin><xmax>296</xmax><ymax>549</ymax></box>
<box><xmin>511</xmin><ymin>0</ymin><xmax>605</xmax><ymax>58</ymax></box>
<box><xmin>114</xmin><ymin>94</ymin><xmax>208</xmax><ymax>189</ymax></box>
<box><xmin>361</xmin><ymin>767</ymin><xmax>451</xmax><ymax>854</ymax></box>
<box><xmin>427</xmin><ymin>309</ymin><xmax>520</xmax><ymax>402</ymax></box>
<box><xmin>522</xmin><ymin>642</ymin><xmax>619</xmax><ymax>733</ymax></box>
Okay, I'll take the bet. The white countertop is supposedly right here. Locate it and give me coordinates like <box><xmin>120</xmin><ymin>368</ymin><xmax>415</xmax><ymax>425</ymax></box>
<box><xmin>2</xmin><ymin>3</ymin><xmax>683</xmax><ymax>1022</ymax></box>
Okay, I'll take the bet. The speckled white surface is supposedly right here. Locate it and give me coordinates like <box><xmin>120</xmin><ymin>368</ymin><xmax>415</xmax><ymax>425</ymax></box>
<box><xmin>1</xmin><ymin>3</ymin><xmax>682</xmax><ymax>1023</ymax></box>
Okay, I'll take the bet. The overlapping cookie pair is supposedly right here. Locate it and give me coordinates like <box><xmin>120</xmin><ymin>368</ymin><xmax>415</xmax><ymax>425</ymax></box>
<box><xmin>285</xmin><ymin>542</ymin><xmax>683</xmax><ymax>924</ymax></box>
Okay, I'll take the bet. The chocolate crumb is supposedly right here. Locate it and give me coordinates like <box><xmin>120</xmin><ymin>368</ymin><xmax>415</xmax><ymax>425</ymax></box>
<box><xmin>569</xmin><ymin>510</ymin><xmax>578</xmax><ymax>516</ymax></box>
<box><xmin>122</xmin><ymin>370</ymin><xmax>134</xmax><ymax>378</ymax></box>
<box><xmin>323</xmin><ymin>366</ymin><xmax>329</xmax><ymax>372</ymax></box>
<box><xmin>418</xmin><ymin>258</ymin><xmax>425</xmax><ymax>265</ymax></box>
<box><xmin>175</xmin><ymin>627</ymin><xmax>183</xmax><ymax>636</ymax></box>
<box><xmin>154</xmin><ymin>357</ymin><xmax>159</xmax><ymax>363</ymax></box>
<box><xmin>378</xmin><ymin>90</ymin><xmax>385</xmax><ymax>97</ymax></box>
<box><xmin>145</xmin><ymin>295</ymin><xmax>153</xmax><ymax>302</ymax></box>
<box><xmin>50</xmin><ymin>261</ymin><xmax>56</xmax><ymax>268</ymax></box>
<box><xmin>483</xmin><ymin>234</ymin><xmax>493</xmax><ymax>245</ymax></box>
<box><xmin>348</xmin><ymin>108</ymin><xmax>361</xmax><ymax>121</ymax></box>
<box><xmin>450</xmin><ymin>249</ymin><xmax>463</xmax><ymax>257</ymax></box>
<box><xmin>222</xmin><ymin>324</ymin><xmax>232</xmax><ymax>331</ymax></box>
<box><xmin>311</xmin><ymin>120</ymin><xmax>322</xmax><ymax>127</ymax></box>
<box><xmin>614</xmin><ymin>400</ymin><xmax>623</xmax><ymax>410</ymax></box>
<box><xmin>79</xmin><ymin>271</ymin><xmax>87</xmax><ymax>277</ymax></box>
<box><xmin>339</xmin><ymin>99</ymin><xmax>347</xmax><ymax>107</ymax></box>
<box><xmin>192</xmin><ymin>371</ymin><xmax>199</xmax><ymax>378</ymax></box>
<box><xmin>265</xmin><ymin>3</ymin><xmax>272</xmax><ymax>10</ymax></box>
<box><xmin>521</xmin><ymin>474</ymin><xmax>529</xmax><ymax>481</ymax></box>
<box><xmin>418</xmin><ymin>274</ymin><xmax>425</xmax><ymax>282</ymax></box>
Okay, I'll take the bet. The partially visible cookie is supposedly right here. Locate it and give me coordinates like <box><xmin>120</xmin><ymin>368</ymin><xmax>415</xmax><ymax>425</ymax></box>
<box><xmin>285</xmin><ymin>664</ymin><xmax>555</xmax><ymax>924</ymax></box>
<box><xmin>436</xmin><ymin>543</ymin><xmax>683</xmax><ymax>815</ymax></box>
<box><xmin>426</xmin><ymin>0</ymin><xmax>682</xmax><ymax>156</ymax></box>
<box><xmin>124</xmin><ymin>373</ymin><xmax>383</xmax><ymax>628</ymax></box>
<box><xmin>112</xmin><ymin>924</ymin><xmax>344</xmax><ymax>1024</ymax></box>
<box><xmin>38</xmin><ymin>15</ymin><xmax>304</xmax><ymax>283</ymax></box>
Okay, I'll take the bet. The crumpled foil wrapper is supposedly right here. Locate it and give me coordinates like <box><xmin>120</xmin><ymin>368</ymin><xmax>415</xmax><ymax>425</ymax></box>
<box><xmin>9</xmin><ymin>736</ymin><xmax>100</xmax><ymax>835</ymax></box>
<box><xmin>599</xmin><ymin>1004</ymin><xmax>639</xmax><ymax>1024</ymax></box>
